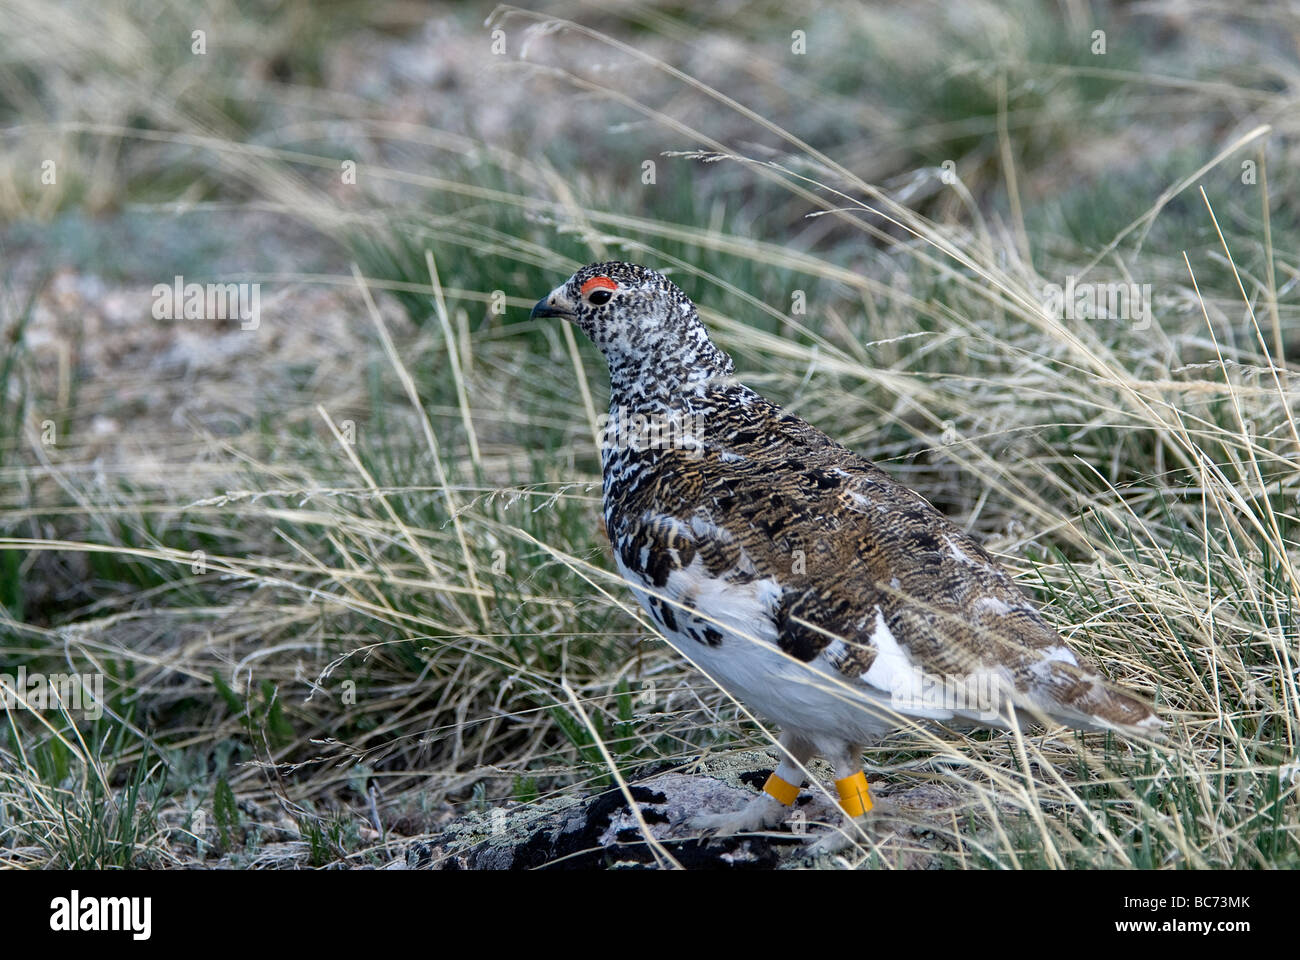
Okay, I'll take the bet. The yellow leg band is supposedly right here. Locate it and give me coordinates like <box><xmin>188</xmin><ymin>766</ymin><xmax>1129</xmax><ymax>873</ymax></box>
<box><xmin>763</xmin><ymin>772</ymin><xmax>801</xmax><ymax>806</ymax></box>
<box><xmin>835</xmin><ymin>771</ymin><xmax>873</xmax><ymax>817</ymax></box>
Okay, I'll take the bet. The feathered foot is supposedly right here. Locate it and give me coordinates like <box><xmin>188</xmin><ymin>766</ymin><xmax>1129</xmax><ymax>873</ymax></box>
<box><xmin>691</xmin><ymin>732</ymin><xmax>814</xmax><ymax>837</ymax></box>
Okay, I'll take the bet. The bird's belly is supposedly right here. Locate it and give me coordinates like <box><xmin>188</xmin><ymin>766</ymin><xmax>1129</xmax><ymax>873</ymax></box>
<box><xmin>614</xmin><ymin>555</ymin><xmax>898</xmax><ymax>745</ymax></box>
<box><xmin>662</xmin><ymin>621</ymin><xmax>899</xmax><ymax>745</ymax></box>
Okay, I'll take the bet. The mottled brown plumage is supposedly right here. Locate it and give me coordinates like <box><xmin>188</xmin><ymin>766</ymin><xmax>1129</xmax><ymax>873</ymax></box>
<box><xmin>609</xmin><ymin>387</ymin><xmax>1156</xmax><ymax>729</ymax></box>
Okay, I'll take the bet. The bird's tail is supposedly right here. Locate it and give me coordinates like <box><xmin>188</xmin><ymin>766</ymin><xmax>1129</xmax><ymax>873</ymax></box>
<box><xmin>1029</xmin><ymin>660</ymin><xmax>1164</xmax><ymax>738</ymax></box>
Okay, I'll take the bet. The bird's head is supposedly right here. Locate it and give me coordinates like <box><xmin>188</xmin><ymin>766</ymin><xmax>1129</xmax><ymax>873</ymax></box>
<box><xmin>530</xmin><ymin>261</ymin><xmax>732</xmax><ymax>389</ymax></box>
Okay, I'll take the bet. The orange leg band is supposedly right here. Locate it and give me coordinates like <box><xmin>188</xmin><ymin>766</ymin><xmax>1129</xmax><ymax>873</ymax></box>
<box><xmin>835</xmin><ymin>771</ymin><xmax>873</xmax><ymax>817</ymax></box>
<box><xmin>763</xmin><ymin>772</ymin><xmax>801</xmax><ymax>806</ymax></box>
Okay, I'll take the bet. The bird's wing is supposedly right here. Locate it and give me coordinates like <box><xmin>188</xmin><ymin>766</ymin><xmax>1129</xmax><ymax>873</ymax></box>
<box><xmin>611</xmin><ymin>392</ymin><xmax>1158</xmax><ymax>733</ymax></box>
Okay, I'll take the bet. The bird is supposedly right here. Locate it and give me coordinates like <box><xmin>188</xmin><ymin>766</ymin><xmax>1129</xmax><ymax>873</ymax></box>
<box><xmin>531</xmin><ymin>261</ymin><xmax>1161</xmax><ymax>850</ymax></box>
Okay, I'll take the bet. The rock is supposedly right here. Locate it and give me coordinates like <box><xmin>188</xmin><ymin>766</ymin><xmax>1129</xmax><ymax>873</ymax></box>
<box><xmin>403</xmin><ymin>751</ymin><xmax>967</xmax><ymax>870</ymax></box>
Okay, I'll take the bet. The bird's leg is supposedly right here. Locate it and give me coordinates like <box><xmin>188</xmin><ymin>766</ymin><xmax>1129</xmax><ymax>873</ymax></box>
<box><xmin>807</xmin><ymin>744</ymin><xmax>875</xmax><ymax>856</ymax></box>
<box><xmin>691</xmin><ymin>732</ymin><xmax>815</xmax><ymax>837</ymax></box>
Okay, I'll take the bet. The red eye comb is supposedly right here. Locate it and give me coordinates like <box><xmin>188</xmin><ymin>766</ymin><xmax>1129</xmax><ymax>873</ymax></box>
<box><xmin>580</xmin><ymin>276</ymin><xmax>618</xmax><ymax>297</ymax></box>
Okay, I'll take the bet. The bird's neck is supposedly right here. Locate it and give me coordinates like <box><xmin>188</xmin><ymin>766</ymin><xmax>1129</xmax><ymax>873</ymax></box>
<box><xmin>604</xmin><ymin>329</ymin><xmax>735</xmax><ymax>411</ymax></box>
<box><xmin>599</xmin><ymin>335</ymin><xmax>733</xmax><ymax>482</ymax></box>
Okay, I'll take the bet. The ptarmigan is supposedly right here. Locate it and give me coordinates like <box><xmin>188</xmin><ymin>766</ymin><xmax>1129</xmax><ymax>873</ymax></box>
<box><xmin>532</xmin><ymin>261</ymin><xmax>1160</xmax><ymax>847</ymax></box>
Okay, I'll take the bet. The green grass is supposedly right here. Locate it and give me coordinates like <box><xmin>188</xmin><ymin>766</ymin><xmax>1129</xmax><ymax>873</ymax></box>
<box><xmin>0</xmin><ymin>0</ymin><xmax>1297</xmax><ymax>869</ymax></box>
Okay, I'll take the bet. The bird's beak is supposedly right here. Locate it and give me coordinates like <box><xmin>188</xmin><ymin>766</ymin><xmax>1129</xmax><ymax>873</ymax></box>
<box><xmin>530</xmin><ymin>285</ymin><xmax>573</xmax><ymax>321</ymax></box>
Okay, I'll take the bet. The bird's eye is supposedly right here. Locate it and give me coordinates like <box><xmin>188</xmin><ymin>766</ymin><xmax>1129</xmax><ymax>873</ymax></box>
<box><xmin>580</xmin><ymin>276</ymin><xmax>618</xmax><ymax>305</ymax></box>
